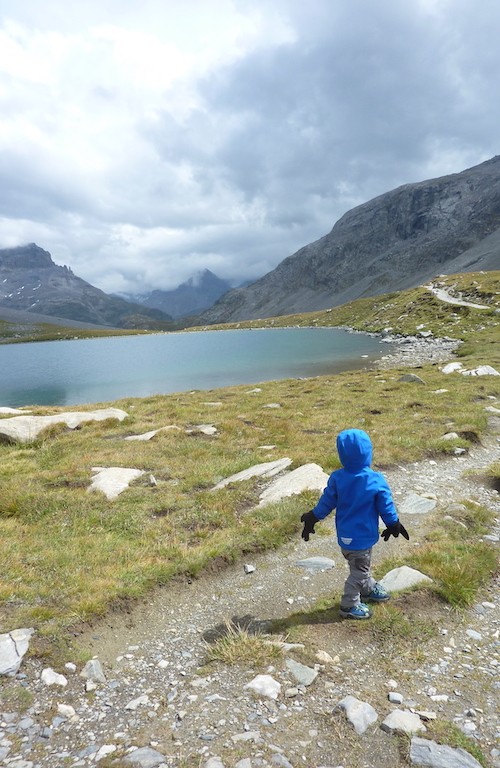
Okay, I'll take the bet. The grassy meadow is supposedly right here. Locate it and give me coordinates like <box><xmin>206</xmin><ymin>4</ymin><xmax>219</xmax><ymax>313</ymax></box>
<box><xmin>0</xmin><ymin>271</ymin><xmax>499</xmax><ymax>651</ymax></box>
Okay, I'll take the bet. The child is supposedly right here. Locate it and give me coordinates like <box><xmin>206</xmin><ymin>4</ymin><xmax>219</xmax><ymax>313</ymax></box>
<box><xmin>300</xmin><ymin>428</ymin><xmax>409</xmax><ymax>620</ymax></box>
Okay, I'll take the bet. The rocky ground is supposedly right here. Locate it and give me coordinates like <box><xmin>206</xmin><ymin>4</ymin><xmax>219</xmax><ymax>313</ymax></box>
<box><xmin>0</xmin><ymin>346</ymin><xmax>499</xmax><ymax>768</ymax></box>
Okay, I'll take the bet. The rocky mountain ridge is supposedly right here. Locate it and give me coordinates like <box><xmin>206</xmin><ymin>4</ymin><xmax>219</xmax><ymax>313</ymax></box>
<box><xmin>118</xmin><ymin>269</ymin><xmax>232</xmax><ymax>319</ymax></box>
<box><xmin>0</xmin><ymin>244</ymin><xmax>173</xmax><ymax>329</ymax></box>
<box><xmin>198</xmin><ymin>156</ymin><xmax>500</xmax><ymax>324</ymax></box>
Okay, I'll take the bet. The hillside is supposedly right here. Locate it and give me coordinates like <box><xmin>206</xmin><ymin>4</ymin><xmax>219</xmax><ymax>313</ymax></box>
<box><xmin>0</xmin><ymin>244</ymin><xmax>174</xmax><ymax>329</ymax></box>
<box><xmin>198</xmin><ymin>156</ymin><xmax>500</xmax><ymax>323</ymax></box>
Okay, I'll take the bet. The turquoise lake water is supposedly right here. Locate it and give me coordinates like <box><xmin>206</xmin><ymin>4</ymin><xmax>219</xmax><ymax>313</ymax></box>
<box><xmin>0</xmin><ymin>327</ymin><xmax>388</xmax><ymax>407</ymax></box>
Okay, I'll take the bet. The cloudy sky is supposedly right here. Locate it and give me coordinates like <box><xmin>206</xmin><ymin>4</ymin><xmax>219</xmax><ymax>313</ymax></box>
<box><xmin>0</xmin><ymin>0</ymin><xmax>499</xmax><ymax>294</ymax></box>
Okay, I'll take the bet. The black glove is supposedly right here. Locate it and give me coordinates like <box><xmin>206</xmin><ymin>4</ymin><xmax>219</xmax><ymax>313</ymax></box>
<box><xmin>381</xmin><ymin>520</ymin><xmax>410</xmax><ymax>542</ymax></box>
<box><xmin>300</xmin><ymin>510</ymin><xmax>319</xmax><ymax>541</ymax></box>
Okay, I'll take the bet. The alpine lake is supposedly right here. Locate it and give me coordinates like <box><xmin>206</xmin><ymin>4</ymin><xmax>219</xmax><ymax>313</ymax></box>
<box><xmin>0</xmin><ymin>327</ymin><xmax>392</xmax><ymax>407</ymax></box>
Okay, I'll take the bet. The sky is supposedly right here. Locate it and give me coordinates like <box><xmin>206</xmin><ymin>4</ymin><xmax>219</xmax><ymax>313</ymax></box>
<box><xmin>0</xmin><ymin>0</ymin><xmax>499</xmax><ymax>294</ymax></box>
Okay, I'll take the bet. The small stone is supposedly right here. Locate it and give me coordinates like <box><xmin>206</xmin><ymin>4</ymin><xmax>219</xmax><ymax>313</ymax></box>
<box><xmin>244</xmin><ymin>674</ymin><xmax>281</xmax><ymax>700</ymax></box>
<box><xmin>244</xmin><ymin>564</ymin><xmax>256</xmax><ymax>574</ymax></box>
<box><xmin>41</xmin><ymin>668</ymin><xmax>68</xmax><ymax>687</ymax></box>
<box><xmin>80</xmin><ymin>658</ymin><xmax>106</xmax><ymax>683</ymax></box>
<box><xmin>465</xmin><ymin>629</ymin><xmax>482</xmax><ymax>641</ymax></box>
<box><xmin>95</xmin><ymin>744</ymin><xmax>117</xmax><ymax>762</ymax></box>
<box><xmin>125</xmin><ymin>694</ymin><xmax>150</xmax><ymax>710</ymax></box>
<box><xmin>337</xmin><ymin>695</ymin><xmax>378</xmax><ymax>734</ymax></box>
<box><xmin>286</xmin><ymin>658</ymin><xmax>319</xmax><ymax>686</ymax></box>
<box><xmin>389</xmin><ymin>692</ymin><xmax>404</xmax><ymax>704</ymax></box>
<box><xmin>381</xmin><ymin>709</ymin><xmax>426</xmax><ymax>735</ymax></box>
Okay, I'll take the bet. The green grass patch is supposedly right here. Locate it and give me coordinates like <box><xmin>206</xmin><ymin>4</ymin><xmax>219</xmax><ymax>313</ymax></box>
<box><xmin>378</xmin><ymin>501</ymin><xmax>498</xmax><ymax>608</ymax></box>
<box><xmin>0</xmin><ymin>683</ymin><xmax>34</xmax><ymax>712</ymax></box>
<box><xmin>203</xmin><ymin>620</ymin><xmax>285</xmax><ymax>666</ymax></box>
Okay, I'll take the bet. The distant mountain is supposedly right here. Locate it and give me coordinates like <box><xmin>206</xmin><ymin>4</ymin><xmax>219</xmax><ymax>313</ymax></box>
<box><xmin>120</xmin><ymin>269</ymin><xmax>232</xmax><ymax>319</ymax></box>
<box><xmin>0</xmin><ymin>244</ymin><xmax>173</xmax><ymax>329</ymax></box>
<box><xmin>197</xmin><ymin>156</ymin><xmax>500</xmax><ymax>324</ymax></box>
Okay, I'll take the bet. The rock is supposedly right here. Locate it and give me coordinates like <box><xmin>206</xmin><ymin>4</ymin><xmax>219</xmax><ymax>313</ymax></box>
<box><xmin>399</xmin><ymin>374</ymin><xmax>427</xmax><ymax>384</ymax></box>
<box><xmin>244</xmin><ymin>563</ymin><xmax>256</xmax><ymax>574</ymax></box>
<box><xmin>465</xmin><ymin>629</ymin><xmax>482</xmax><ymax>641</ymax></box>
<box><xmin>95</xmin><ymin>745</ymin><xmax>117</xmax><ymax>761</ymax></box>
<box><xmin>186</xmin><ymin>424</ymin><xmax>218</xmax><ymax>435</ymax></box>
<box><xmin>271</xmin><ymin>755</ymin><xmax>294</xmax><ymax>768</ymax></box>
<box><xmin>441</xmin><ymin>432</ymin><xmax>459</xmax><ymax>440</ymax></box>
<box><xmin>88</xmin><ymin>467</ymin><xmax>145</xmax><ymax>499</ymax></box>
<box><xmin>235</xmin><ymin>760</ymin><xmax>252</xmax><ymax>768</ymax></box>
<box><xmin>57</xmin><ymin>703</ymin><xmax>78</xmax><ymax>720</ymax></box>
<box><xmin>337</xmin><ymin>695</ymin><xmax>378</xmax><ymax>734</ymax></box>
<box><xmin>123</xmin><ymin>746</ymin><xmax>168</xmax><ymax>766</ymax></box>
<box><xmin>316</xmin><ymin>650</ymin><xmax>338</xmax><ymax>664</ymax></box>
<box><xmin>0</xmin><ymin>407</ymin><xmax>32</xmax><ymax>414</ymax></box>
<box><xmin>410</xmin><ymin>736</ymin><xmax>483</xmax><ymax>767</ymax></box>
<box><xmin>380</xmin><ymin>566</ymin><xmax>433</xmax><ymax>592</ymax></box>
<box><xmin>296</xmin><ymin>556</ymin><xmax>336</xmax><ymax>572</ymax></box>
<box><xmin>388</xmin><ymin>692</ymin><xmax>404</xmax><ymax>704</ymax></box>
<box><xmin>244</xmin><ymin>674</ymin><xmax>281</xmax><ymax>700</ymax></box>
<box><xmin>441</xmin><ymin>362</ymin><xmax>465</xmax><ymax>374</ymax></box>
<box><xmin>399</xmin><ymin>492</ymin><xmax>437</xmax><ymax>515</ymax></box>
<box><xmin>203</xmin><ymin>759</ymin><xmax>226</xmax><ymax>768</ymax></box>
<box><xmin>0</xmin><ymin>628</ymin><xmax>34</xmax><ymax>675</ymax></box>
<box><xmin>125</xmin><ymin>694</ymin><xmax>150</xmax><ymax>710</ymax></box>
<box><xmin>286</xmin><ymin>658</ymin><xmax>319</xmax><ymax>686</ymax></box>
<box><xmin>462</xmin><ymin>365</ymin><xmax>499</xmax><ymax>376</ymax></box>
<box><xmin>212</xmin><ymin>458</ymin><xmax>292</xmax><ymax>490</ymax></box>
<box><xmin>0</xmin><ymin>408</ymin><xmax>128</xmax><ymax>444</ymax></box>
<box><xmin>258</xmin><ymin>463</ymin><xmax>329</xmax><ymax>507</ymax></box>
<box><xmin>80</xmin><ymin>658</ymin><xmax>106</xmax><ymax>683</ymax></box>
<box><xmin>381</xmin><ymin>709</ymin><xmax>426</xmax><ymax>735</ymax></box>
<box><xmin>41</xmin><ymin>668</ymin><xmax>68</xmax><ymax>687</ymax></box>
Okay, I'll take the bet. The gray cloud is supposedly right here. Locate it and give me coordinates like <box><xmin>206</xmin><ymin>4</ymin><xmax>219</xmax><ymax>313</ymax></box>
<box><xmin>0</xmin><ymin>0</ymin><xmax>499</xmax><ymax>294</ymax></box>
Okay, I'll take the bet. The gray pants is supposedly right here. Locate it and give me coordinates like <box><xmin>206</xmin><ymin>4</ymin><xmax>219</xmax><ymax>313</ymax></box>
<box><xmin>340</xmin><ymin>548</ymin><xmax>376</xmax><ymax>609</ymax></box>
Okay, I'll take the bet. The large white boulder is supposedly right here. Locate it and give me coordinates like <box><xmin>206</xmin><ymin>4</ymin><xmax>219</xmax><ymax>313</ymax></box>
<box><xmin>212</xmin><ymin>458</ymin><xmax>292</xmax><ymax>490</ymax></box>
<box><xmin>88</xmin><ymin>467</ymin><xmax>145</xmax><ymax>499</ymax></box>
<box><xmin>0</xmin><ymin>628</ymin><xmax>34</xmax><ymax>675</ymax></box>
<box><xmin>0</xmin><ymin>408</ymin><xmax>128</xmax><ymax>444</ymax></box>
<box><xmin>258</xmin><ymin>463</ymin><xmax>329</xmax><ymax>507</ymax></box>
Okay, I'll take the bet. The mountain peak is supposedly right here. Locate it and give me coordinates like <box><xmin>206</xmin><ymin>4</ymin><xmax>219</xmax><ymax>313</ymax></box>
<box><xmin>0</xmin><ymin>243</ymin><xmax>54</xmax><ymax>269</ymax></box>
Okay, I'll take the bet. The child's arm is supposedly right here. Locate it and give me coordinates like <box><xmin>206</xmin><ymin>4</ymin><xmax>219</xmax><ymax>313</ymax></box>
<box><xmin>376</xmin><ymin>477</ymin><xmax>410</xmax><ymax>541</ymax></box>
<box><xmin>300</xmin><ymin>474</ymin><xmax>338</xmax><ymax>541</ymax></box>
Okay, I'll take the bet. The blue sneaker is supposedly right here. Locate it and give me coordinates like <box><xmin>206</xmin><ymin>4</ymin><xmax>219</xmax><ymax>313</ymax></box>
<box><xmin>364</xmin><ymin>583</ymin><xmax>391</xmax><ymax>602</ymax></box>
<box><xmin>339</xmin><ymin>603</ymin><xmax>372</xmax><ymax>620</ymax></box>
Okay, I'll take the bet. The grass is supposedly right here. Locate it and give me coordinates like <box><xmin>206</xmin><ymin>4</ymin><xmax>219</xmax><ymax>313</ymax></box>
<box><xmin>203</xmin><ymin>619</ymin><xmax>285</xmax><ymax>666</ymax></box>
<box><xmin>378</xmin><ymin>501</ymin><xmax>498</xmax><ymax>607</ymax></box>
<box><xmin>0</xmin><ymin>270</ymin><xmax>498</xmax><ymax>649</ymax></box>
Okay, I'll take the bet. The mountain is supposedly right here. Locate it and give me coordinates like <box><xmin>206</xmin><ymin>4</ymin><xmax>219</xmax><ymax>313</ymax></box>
<box><xmin>197</xmin><ymin>156</ymin><xmax>500</xmax><ymax>324</ymax></box>
<box><xmin>120</xmin><ymin>269</ymin><xmax>232</xmax><ymax>319</ymax></box>
<box><xmin>0</xmin><ymin>244</ymin><xmax>173</xmax><ymax>329</ymax></box>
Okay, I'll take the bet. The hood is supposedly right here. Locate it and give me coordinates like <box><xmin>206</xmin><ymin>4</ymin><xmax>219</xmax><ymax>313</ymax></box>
<box><xmin>336</xmin><ymin>429</ymin><xmax>372</xmax><ymax>471</ymax></box>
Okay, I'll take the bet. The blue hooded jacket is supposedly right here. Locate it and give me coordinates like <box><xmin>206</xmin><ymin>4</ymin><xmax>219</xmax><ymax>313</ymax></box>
<box><xmin>312</xmin><ymin>429</ymin><xmax>398</xmax><ymax>551</ymax></box>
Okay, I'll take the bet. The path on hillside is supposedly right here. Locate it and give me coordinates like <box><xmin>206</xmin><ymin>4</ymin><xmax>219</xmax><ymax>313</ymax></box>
<box><xmin>6</xmin><ymin>414</ymin><xmax>499</xmax><ymax>768</ymax></box>
<box><xmin>425</xmin><ymin>283</ymin><xmax>490</xmax><ymax>309</ymax></box>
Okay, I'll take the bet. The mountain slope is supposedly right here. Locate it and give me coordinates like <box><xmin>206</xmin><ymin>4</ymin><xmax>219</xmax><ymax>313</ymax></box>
<box><xmin>129</xmin><ymin>269</ymin><xmax>232</xmax><ymax>319</ymax></box>
<box><xmin>0</xmin><ymin>244</ymin><xmax>173</xmax><ymax>329</ymax></box>
<box><xmin>198</xmin><ymin>156</ymin><xmax>500</xmax><ymax>323</ymax></box>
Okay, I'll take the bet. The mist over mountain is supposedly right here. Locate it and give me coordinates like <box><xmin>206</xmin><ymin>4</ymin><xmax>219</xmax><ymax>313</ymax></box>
<box><xmin>118</xmin><ymin>269</ymin><xmax>232</xmax><ymax>319</ymax></box>
<box><xmin>0</xmin><ymin>244</ymin><xmax>173</xmax><ymax>329</ymax></box>
<box><xmin>197</xmin><ymin>156</ymin><xmax>500</xmax><ymax>324</ymax></box>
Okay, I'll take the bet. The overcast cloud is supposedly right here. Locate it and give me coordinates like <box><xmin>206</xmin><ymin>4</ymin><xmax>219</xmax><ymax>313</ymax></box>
<box><xmin>0</xmin><ymin>0</ymin><xmax>499</xmax><ymax>293</ymax></box>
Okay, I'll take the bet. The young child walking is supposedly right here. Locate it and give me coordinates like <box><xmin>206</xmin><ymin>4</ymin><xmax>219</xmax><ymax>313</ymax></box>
<box><xmin>300</xmin><ymin>428</ymin><xmax>409</xmax><ymax>619</ymax></box>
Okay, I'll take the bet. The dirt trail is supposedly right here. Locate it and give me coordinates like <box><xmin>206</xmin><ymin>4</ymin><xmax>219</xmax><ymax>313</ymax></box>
<box><xmin>81</xmin><ymin>435</ymin><xmax>500</xmax><ymax>665</ymax></box>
